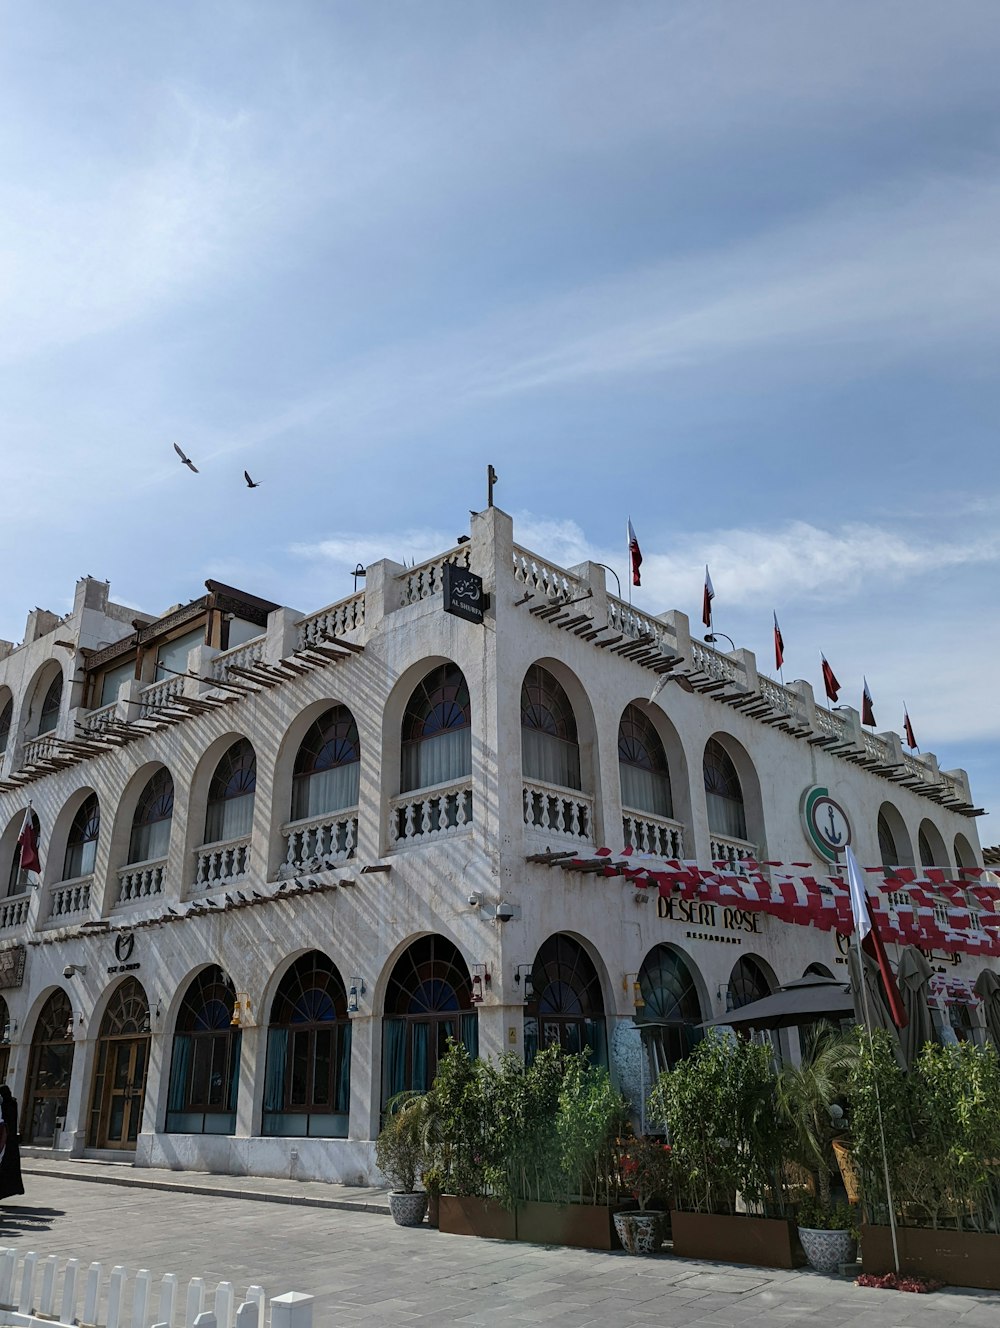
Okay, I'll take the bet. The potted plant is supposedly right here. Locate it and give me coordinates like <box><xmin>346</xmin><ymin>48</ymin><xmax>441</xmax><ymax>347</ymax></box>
<box><xmin>376</xmin><ymin>1093</ymin><xmax>429</xmax><ymax>1227</ymax></box>
<box><xmin>776</xmin><ymin>1023</ymin><xmax>859</xmax><ymax>1272</ymax></box>
<box><xmin>794</xmin><ymin>1196</ymin><xmax>858</xmax><ymax>1272</ymax></box>
<box><xmin>613</xmin><ymin>1134</ymin><xmax>672</xmax><ymax>1255</ymax></box>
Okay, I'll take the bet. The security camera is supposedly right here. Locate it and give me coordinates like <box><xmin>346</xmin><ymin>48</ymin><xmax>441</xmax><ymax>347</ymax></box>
<box><xmin>63</xmin><ymin>963</ymin><xmax>87</xmax><ymax>978</ymax></box>
<box><xmin>468</xmin><ymin>892</ymin><xmax>482</xmax><ymax>908</ymax></box>
<box><xmin>495</xmin><ymin>902</ymin><xmax>515</xmax><ymax>922</ymax></box>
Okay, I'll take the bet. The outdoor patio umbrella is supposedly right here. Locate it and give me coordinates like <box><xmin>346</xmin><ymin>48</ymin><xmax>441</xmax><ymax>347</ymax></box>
<box><xmin>897</xmin><ymin>945</ymin><xmax>935</xmax><ymax>1068</ymax></box>
<box><xmin>848</xmin><ymin>948</ymin><xmax>906</xmax><ymax>1068</ymax></box>
<box><xmin>973</xmin><ymin>969</ymin><xmax>1000</xmax><ymax>1050</ymax></box>
<box><xmin>701</xmin><ymin>975</ymin><xmax>854</xmax><ymax>1032</ymax></box>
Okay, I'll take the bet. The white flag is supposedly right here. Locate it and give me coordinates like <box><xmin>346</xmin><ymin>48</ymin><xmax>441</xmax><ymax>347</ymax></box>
<box><xmin>845</xmin><ymin>844</ymin><xmax>871</xmax><ymax>940</ymax></box>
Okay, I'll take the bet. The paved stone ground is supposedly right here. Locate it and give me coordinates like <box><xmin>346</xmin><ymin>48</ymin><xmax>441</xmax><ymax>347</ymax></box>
<box><xmin>2</xmin><ymin>1162</ymin><xmax>1000</xmax><ymax>1326</ymax></box>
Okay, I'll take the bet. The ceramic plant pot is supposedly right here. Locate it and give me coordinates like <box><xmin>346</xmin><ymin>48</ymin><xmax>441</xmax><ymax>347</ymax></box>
<box><xmin>389</xmin><ymin>1190</ymin><xmax>429</xmax><ymax>1227</ymax></box>
<box><xmin>612</xmin><ymin>1210</ymin><xmax>665</xmax><ymax>1256</ymax></box>
<box><xmin>798</xmin><ymin>1225</ymin><xmax>857</xmax><ymax>1273</ymax></box>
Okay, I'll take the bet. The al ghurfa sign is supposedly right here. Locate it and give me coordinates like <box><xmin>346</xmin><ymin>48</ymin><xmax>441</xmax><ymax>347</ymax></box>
<box><xmin>0</xmin><ymin>946</ymin><xmax>26</xmax><ymax>990</ymax></box>
<box><xmin>443</xmin><ymin>564</ymin><xmax>488</xmax><ymax>625</ymax></box>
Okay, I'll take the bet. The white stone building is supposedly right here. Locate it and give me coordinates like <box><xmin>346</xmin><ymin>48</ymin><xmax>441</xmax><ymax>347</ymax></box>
<box><xmin>0</xmin><ymin>507</ymin><xmax>990</xmax><ymax>1181</ymax></box>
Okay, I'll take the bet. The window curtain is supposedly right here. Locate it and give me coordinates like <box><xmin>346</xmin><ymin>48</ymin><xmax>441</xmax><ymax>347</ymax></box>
<box><xmin>168</xmin><ymin>1035</ymin><xmax>192</xmax><ymax>1112</ymax></box>
<box><xmin>291</xmin><ymin>764</ymin><xmax>360</xmax><ymax>821</ymax></box>
<box><xmin>401</xmin><ymin>728</ymin><xmax>471</xmax><ymax>794</ymax></box>
<box><xmin>411</xmin><ymin>1022</ymin><xmax>430</xmax><ymax>1092</ymax></box>
<box><xmin>706</xmin><ymin>792</ymin><xmax>747</xmax><ymax>841</ymax></box>
<box><xmin>263</xmin><ymin>1028</ymin><xmax>289</xmax><ymax>1111</ymax></box>
<box><xmin>227</xmin><ymin>1030</ymin><xmax>242</xmax><ymax>1112</ymax></box>
<box><xmin>522</xmin><ymin>730</ymin><xmax>581</xmax><ymax>790</ymax></box>
<box><xmin>584</xmin><ymin>1018</ymin><xmax>608</xmax><ymax>1069</ymax></box>
<box><xmin>460</xmin><ymin>1013</ymin><xmax>479</xmax><ymax>1060</ymax></box>
<box><xmin>620</xmin><ymin>764</ymin><xmax>672</xmax><ymax>817</ymax></box>
<box><xmin>100</xmin><ymin>659</ymin><xmax>136</xmax><ymax>708</ymax></box>
<box><xmin>128</xmin><ymin>816</ymin><xmax>171</xmax><ymax>865</ymax></box>
<box><xmin>335</xmin><ymin>1022</ymin><xmax>352</xmax><ymax>1113</ymax></box>
<box><xmin>383</xmin><ymin>1018</ymin><xmax>407</xmax><ymax>1103</ymax></box>
<box><xmin>64</xmin><ymin>838</ymin><xmax>97</xmax><ymax>880</ymax></box>
<box><xmin>205</xmin><ymin>792</ymin><xmax>254</xmax><ymax>844</ymax></box>
<box><xmin>156</xmin><ymin>629</ymin><xmax>204</xmax><ymax>678</ymax></box>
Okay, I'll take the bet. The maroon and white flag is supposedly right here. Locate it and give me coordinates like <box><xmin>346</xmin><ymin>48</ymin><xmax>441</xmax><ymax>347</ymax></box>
<box><xmin>627</xmin><ymin>518</ymin><xmax>642</xmax><ymax>588</ymax></box>
<box><xmin>702</xmin><ymin>566</ymin><xmax>714</xmax><ymax>629</ymax></box>
<box><xmin>773</xmin><ymin>611</ymin><xmax>785</xmax><ymax>671</ymax></box>
<box><xmin>904</xmin><ymin>706</ymin><xmax>917</xmax><ymax>750</ymax></box>
<box><xmin>16</xmin><ymin>806</ymin><xmax>40</xmax><ymax>875</ymax></box>
<box><xmin>821</xmin><ymin>654</ymin><xmax>841</xmax><ymax>703</ymax></box>
<box><xmin>862</xmin><ymin>677</ymin><xmax>876</xmax><ymax>728</ymax></box>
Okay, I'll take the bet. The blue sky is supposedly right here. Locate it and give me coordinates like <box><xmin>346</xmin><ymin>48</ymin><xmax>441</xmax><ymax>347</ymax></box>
<box><xmin>2</xmin><ymin>2</ymin><xmax>999</xmax><ymax>837</ymax></box>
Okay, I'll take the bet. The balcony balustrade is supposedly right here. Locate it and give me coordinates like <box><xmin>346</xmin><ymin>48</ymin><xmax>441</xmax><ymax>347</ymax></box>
<box><xmin>390</xmin><ymin>779</ymin><xmax>473</xmax><ymax>845</ymax></box>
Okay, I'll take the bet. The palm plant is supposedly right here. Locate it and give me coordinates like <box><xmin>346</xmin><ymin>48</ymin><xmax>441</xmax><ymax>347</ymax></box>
<box><xmin>776</xmin><ymin>1023</ymin><xmax>859</xmax><ymax>1210</ymax></box>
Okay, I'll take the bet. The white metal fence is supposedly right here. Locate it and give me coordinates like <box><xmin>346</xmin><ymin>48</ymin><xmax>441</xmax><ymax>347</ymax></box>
<box><xmin>0</xmin><ymin>1248</ymin><xmax>312</xmax><ymax>1328</ymax></box>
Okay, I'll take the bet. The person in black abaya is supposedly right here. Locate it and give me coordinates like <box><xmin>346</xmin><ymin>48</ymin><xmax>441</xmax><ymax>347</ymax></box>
<box><xmin>0</xmin><ymin>1085</ymin><xmax>25</xmax><ymax>1201</ymax></box>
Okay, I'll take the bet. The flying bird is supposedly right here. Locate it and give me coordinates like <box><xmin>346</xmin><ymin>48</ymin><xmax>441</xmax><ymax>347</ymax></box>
<box><xmin>173</xmin><ymin>444</ymin><xmax>198</xmax><ymax>473</ymax></box>
<box><xmin>244</xmin><ymin>470</ymin><xmax>260</xmax><ymax>489</ymax></box>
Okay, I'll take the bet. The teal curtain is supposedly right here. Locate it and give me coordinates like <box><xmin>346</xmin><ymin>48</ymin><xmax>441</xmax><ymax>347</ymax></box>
<box><xmin>264</xmin><ymin>1029</ymin><xmax>288</xmax><ymax>1112</ymax></box>
<box><xmin>585</xmin><ymin>1018</ymin><xmax>608</xmax><ymax>1068</ymax></box>
<box><xmin>383</xmin><ymin>1018</ymin><xmax>407</xmax><ymax>1103</ymax></box>
<box><xmin>168</xmin><ymin>1035</ymin><xmax>192</xmax><ymax>1112</ymax></box>
<box><xmin>336</xmin><ymin>1022</ymin><xmax>352</xmax><ymax>1113</ymax></box>
<box><xmin>227</xmin><ymin>1029</ymin><xmax>242</xmax><ymax>1111</ymax></box>
<box><xmin>412</xmin><ymin>1022</ymin><xmax>430</xmax><ymax>1091</ymax></box>
<box><xmin>460</xmin><ymin>1013</ymin><xmax>478</xmax><ymax>1059</ymax></box>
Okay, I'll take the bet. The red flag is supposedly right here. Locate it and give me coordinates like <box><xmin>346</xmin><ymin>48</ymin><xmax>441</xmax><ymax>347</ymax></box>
<box><xmin>627</xmin><ymin>518</ymin><xmax>642</xmax><ymax>588</ymax></box>
<box><xmin>863</xmin><ymin>897</ymin><xmax>909</xmax><ymax>1028</ymax></box>
<box><xmin>861</xmin><ymin>677</ymin><xmax>875</xmax><ymax>728</ymax></box>
<box><xmin>821</xmin><ymin>654</ymin><xmax>841</xmax><ymax>703</ymax></box>
<box><xmin>702</xmin><ymin>566</ymin><xmax>714</xmax><ymax>629</ymax></box>
<box><xmin>16</xmin><ymin>807</ymin><xmax>40</xmax><ymax>875</ymax></box>
<box><xmin>773</xmin><ymin>611</ymin><xmax>784</xmax><ymax>671</ymax></box>
<box><xmin>903</xmin><ymin>707</ymin><xmax>917</xmax><ymax>750</ymax></box>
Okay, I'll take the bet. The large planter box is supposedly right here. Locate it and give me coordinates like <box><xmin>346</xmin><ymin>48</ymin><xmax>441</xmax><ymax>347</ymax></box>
<box><xmin>515</xmin><ymin>1201</ymin><xmax>625</xmax><ymax>1251</ymax></box>
<box><xmin>438</xmin><ymin>1194</ymin><xmax>517</xmax><ymax>1241</ymax></box>
<box><xmin>861</xmin><ymin>1223</ymin><xmax>1000</xmax><ymax>1291</ymax></box>
<box><xmin>670</xmin><ymin>1210</ymin><xmax>804</xmax><ymax>1269</ymax></box>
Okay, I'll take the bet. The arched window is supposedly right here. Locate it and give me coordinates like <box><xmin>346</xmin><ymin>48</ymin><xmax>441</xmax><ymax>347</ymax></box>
<box><xmin>521</xmin><ymin>665</ymin><xmax>581</xmax><ymax>790</ymax></box>
<box><xmin>703</xmin><ymin>739</ymin><xmax>747</xmax><ymax>841</ymax></box>
<box><xmin>205</xmin><ymin>740</ymin><xmax>256</xmax><ymax>843</ymax></box>
<box><xmin>804</xmin><ymin>963</ymin><xmax>835</xmax><ymax>980</ymax></box>
<box><xmin>400</xmin><ymin>665</ymin><xmax>471</xmax><ymax>793</ymax></box>
<box><xmin>24</xmin><ymin>989</ymin><xmax>74</xmax><ymax>1145</ymax></box>
<box><xmin>167</xmin><ymin>967</ymin><xmax>241</xmax><ymax>1135</ymax></box>
<box><xmin>128</xmin><ymin>770</ymin><xmax>174</xmax><ymax>864</ymax></box>
<box><xmin>292</xmin><ymin>706</ymin><xmax>360</xmax><ymax>820</ymax></box>
<box><xmin>0</xmin><ymin>695</ymin><xmax>11</xmax><ymax>754</ymax></box>
<box><xmin>878</xmin><ymin>812</ymin><xmax>898</xmax><ymax>869</ymax></box>
<box><xmin>63</xmin><ymin>794</ymin><xmax>99</xmax><ymax>880</ymax></box>
<box><xmin>382</xmin><ymin>936</ymin><xmax>477</xmax><ymax>1105</ymax></box>
<box><xmin>728</xmin><ymin>956</ymin><xmax>771</xmax><ymax>1011</ymax></box>
<box><xmin>618</xmin><ymin>705</ymin><xmax>672</xmax><ymax>817</ymax></box>
<box><xmin>8</xmin><ymin>809</ymin><xmax>39</xmax><ymax>895</ymax></box>
<box><xmin>264</xmin><ymin>952</ymin><xmax>351</xmax><ymax>1137</ymax></box>
<box><xmin>524</xmin><ymin>934</ymin><xmax>606</xmax><ymax>1067</ymax></box>
<box><xmin>636</xmin><ymin>945</ymin><xmax>702</xmax><ymax>1075</ymax></box>
<box><xmin>954</xmin><ymin>835</ymin><xmax>977</xmax><ymax>871</ymax></box>
<box><xmin>38</xmin><ymin>673</ymin><xmax>63</xmax><ymax>735</ymax></box>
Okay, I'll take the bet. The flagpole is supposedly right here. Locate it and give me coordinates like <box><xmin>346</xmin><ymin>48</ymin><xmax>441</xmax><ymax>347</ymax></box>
<box><xmin>845</xmin><ymin>846</ymin><xmax>900</xmax><ymax>1274</ymax></box>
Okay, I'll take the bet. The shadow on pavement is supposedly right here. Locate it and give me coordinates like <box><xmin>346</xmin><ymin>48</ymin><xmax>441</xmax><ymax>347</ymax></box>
<box><xmin>0</xmin><ymin>1205</ymin><xmax>65</xmax><ymax>1238</ymax></box>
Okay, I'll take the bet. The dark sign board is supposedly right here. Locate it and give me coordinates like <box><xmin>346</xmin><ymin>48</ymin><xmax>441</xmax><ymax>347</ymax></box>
<box><xmin>0</xmin><ymin>946</ymin><xmax>26</xmax><ymax>990</ymax></box>
<box><xmin>443</xmin><ymin>564</ymin><xmax>486</xmax><ymax>625</ymax></box>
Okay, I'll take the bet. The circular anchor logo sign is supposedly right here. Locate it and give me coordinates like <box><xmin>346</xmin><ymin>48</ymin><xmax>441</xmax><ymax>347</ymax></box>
<box><xmin>800</xmin><ymin>786</ymin><xmax>852</xmax><ymax>863</ymax></box>
<box><xmin>114</xmin><ymin>931</ymin><xmax>135</xmax><ymax>964</ymax></box>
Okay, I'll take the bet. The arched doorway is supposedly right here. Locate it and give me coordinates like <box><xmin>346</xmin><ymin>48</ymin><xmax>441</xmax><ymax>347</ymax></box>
<box><xmin>382</xmin><ymin>936</ymin><xmax>477</xmax><ymax>1106</ymax></box>
<box><xmin>524</xmin><ymin>934</ymin><xmax>607</xmax><ymax>1066</ymax></box>
<box><xmin>166</xmin><ymin>967</ymin><xmax>241</xmax><ymax>1135</ymax></box>
<box><xmin>24</xmin><ymin>990</ymin><xmax>74</xmax><ymax>1145</ymax></box>
<box><xmin>263</xmin><ymin>952</ymin><xmax>351</xmax><ymax>1137</ymax></box>
<box><xmin>88</xmin><ymin>978</ymin><xmax>151</xmax><ymax>1149</ymax></box>
<box><xmin>635</xmin><ymin>945</ymin><xmax>702</xmax><ymax>1075</ymax></box>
